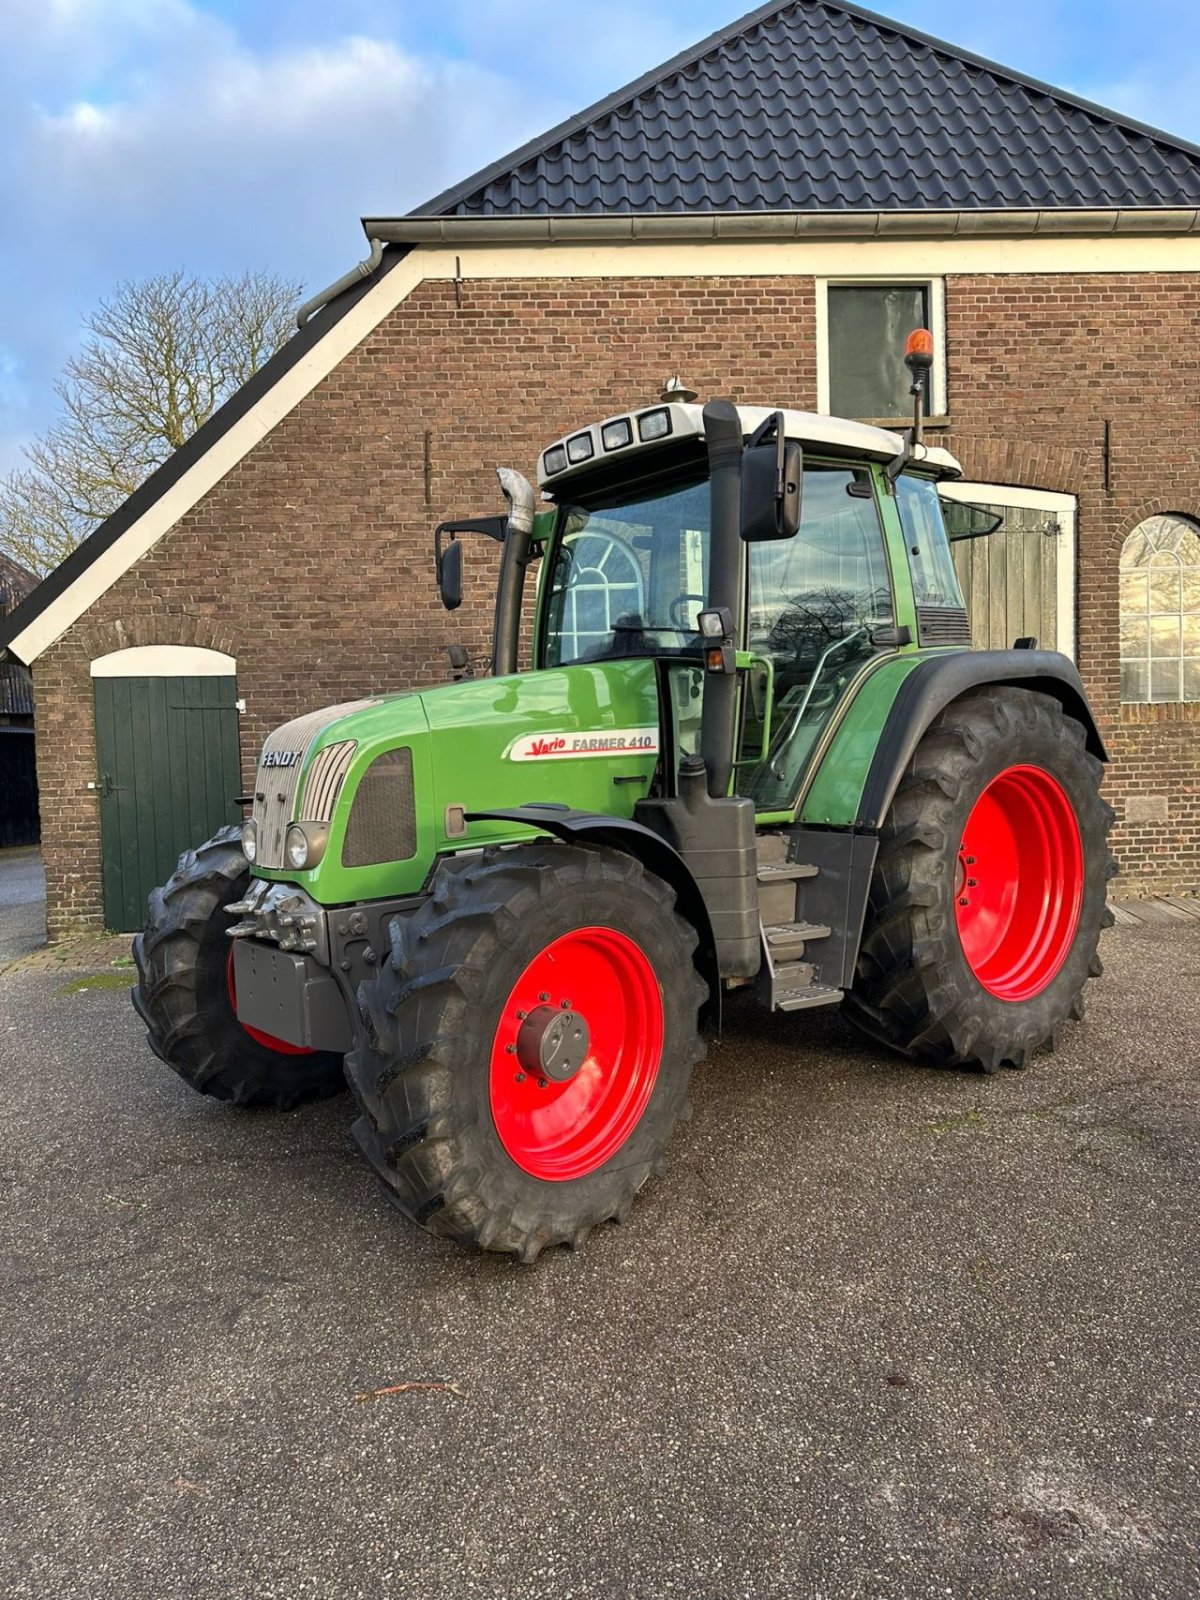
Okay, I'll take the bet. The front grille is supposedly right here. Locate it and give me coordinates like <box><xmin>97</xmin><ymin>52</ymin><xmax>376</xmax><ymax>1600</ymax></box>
<box><xmin>342</xmin><ymin>747</ymin><xmax>416</xmax><ymax>868</ymax></box>
<box><xmin>916</xmin><ymin>606</ymin><xmax>972</xmax><ymax>646</ymax></box>
<box><xmin>302</xmin><ymin>740</ymin><xmax>356</xmax><ymax>822</ymax></box>
<box><xmin>253</xmin><ymin>701</ymin><xmax>374</xmax><ymax>869</ymax></box>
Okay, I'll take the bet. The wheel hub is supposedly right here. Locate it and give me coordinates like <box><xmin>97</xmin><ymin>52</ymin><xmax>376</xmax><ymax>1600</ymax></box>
<box><xmin>954</xmin><ymin>764</ymin><xmax>1084</xmax><ymax>1002</ymax></box>
<box><xmin>488</xmin><ymin>926</ymin><xmax>664</xmax><ymax>1182</ymax></box>
<box><xmin>516</xmin><ymin>1005</ymin><xmax>590</xmax><ymax>1082</ymax></box>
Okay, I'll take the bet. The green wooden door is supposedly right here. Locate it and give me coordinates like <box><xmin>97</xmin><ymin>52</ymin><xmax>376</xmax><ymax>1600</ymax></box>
<box><xmin>943</xmin><ymin>492</ymin><xmax>1072</xmax><ymax>656</ymax></box>
<box><xmin>94</xmin><ymin>674</ymin><xmax>242</xmax><ymax>931</ymax></box>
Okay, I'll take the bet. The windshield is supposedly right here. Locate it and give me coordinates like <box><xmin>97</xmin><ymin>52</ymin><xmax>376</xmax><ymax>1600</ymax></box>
<box><xmin>542</xmin><ymin>478</ymin><xmax>710</xmax><ymax>667</ymax></box>
<box><xmin>896</xmin><ymin>474</ymin><xmax>967</xmax><ymax>610</ymax></box>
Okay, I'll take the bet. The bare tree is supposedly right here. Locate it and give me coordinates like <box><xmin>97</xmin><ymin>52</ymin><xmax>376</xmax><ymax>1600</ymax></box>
<box><xmin>0</xmin><ymin>270</ymin><xmax>301</xmax><ymax>575</ymax></box>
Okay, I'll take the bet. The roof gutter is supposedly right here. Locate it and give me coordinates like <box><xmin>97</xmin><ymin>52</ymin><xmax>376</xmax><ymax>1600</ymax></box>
<box><xmin>365</xmin><ymin>208</ymin><xmax>1200</xmax><ymax>245</ymax></box>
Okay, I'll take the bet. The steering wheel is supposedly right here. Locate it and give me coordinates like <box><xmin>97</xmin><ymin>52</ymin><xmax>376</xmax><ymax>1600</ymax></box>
<box><xmin>668</xmin><ymin>593</ymin><xmax>708</xmax><ymax>630</ymax></box>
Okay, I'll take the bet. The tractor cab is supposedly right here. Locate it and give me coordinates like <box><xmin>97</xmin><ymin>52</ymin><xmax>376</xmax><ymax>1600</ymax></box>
<box><xmin>534</xmin><ymin>400</ymin><xmax>966</xmax><ymax>811</ymax></box>
<box><xmin>441</xmin><ymin>393</ymin><xmax>967</xmax><ymax>822</ymax></box>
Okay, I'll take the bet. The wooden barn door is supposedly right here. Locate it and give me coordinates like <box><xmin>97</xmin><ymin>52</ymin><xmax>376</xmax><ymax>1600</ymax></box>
<box><xmin>92</xmin><ymin>650</ymin><xmax>242</xmax><ymax>931</ymax></box>
<box><xmin>939</xmin><ymin>484</ymin><xmax>1077</xmax><ymax>659</ymax></box>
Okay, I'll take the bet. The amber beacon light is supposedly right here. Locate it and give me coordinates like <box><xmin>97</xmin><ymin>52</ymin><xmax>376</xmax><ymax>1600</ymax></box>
<box><xmin>903</xmin><ymin>327</ymin><xmax>934</xmax><ymax>447</ymax></box>
<box><xmin>905</xmin><ymin>327</ymin><xmax>935</xmax><ymax>369</ymax></box>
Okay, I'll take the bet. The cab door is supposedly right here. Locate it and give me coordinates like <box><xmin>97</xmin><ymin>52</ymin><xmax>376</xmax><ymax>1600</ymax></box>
<box><xmin>738</xmin><ymin>463</ymin><xmax>897</xmax><ymax>811</ymax></box>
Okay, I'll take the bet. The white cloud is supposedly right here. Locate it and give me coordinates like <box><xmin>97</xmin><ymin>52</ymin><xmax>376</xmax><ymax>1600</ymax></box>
<box><xmin>0</xmin><ymin>0</ymin><xmax>550</xmax><ymax>470</ymax></box>
<box><xmin>30</xmin><ymin>30</ymin><xmax>528</xmax><ymax>219</ymax></box>
<box><xmin>6</xmin><ymin>0</ymin><xmax>1200</xmax><ymax>481</ymax></box>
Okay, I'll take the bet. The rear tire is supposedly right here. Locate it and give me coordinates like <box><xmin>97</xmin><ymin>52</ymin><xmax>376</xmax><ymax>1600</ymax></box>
<box><xmin>844</xmin><ymin>687</ymin><xmax>1116</xmax><ymax>1072</ymax></box>
<box><xmin>131</xmin><ymin>826</ymin><xmax>346</xmax><ymax>1108</ymax></box>
<box><xmin>346</xmin><ymin>844</ymin><xmax>707</xmax><ymax>1262</ymax></box>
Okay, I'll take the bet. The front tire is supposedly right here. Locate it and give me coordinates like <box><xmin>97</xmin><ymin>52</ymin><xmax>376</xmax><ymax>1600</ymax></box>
<box><xmin>346</xmin><ymin>844</ymin><xmax>707</xmax><ymax>1262</ymax></box>
<box><xmin>844</xmin><ymin>687</ymin><xmax>1116</xmax><ymax>1072</ymax></box>
<box><xmin>131</xmin><ymin>826</ymin><xmax>346</xmax><ymax>1108</ymax></box>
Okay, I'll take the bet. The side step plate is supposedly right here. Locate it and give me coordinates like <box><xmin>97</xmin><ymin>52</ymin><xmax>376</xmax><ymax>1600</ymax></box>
<box><xmin>775</xmin><ymin>983</ymin><xmax>843</xmax><ymax>1013</ymax></box>
<box><xmin>756</xmin><ymin>861</ymin><xmax>819</xmax><ymax>883</ymax></box>
<box><xmin>765</xmin><ymin>922</ymin><xmax>832</xmax><ymax>960</ymax></box>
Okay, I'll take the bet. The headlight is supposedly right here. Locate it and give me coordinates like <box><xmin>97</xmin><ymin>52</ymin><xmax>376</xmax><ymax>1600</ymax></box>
<box><xmin>241</xmin><ymin>819</ymin><xmax>258</xmax><ymax>863</ymax></box>
<box><xmin>284</xmin><ymin>821</ymin><xmax>329</xmax><ymax>871</ymax></box>
<box><xmin>698</xmin><ymin>606</ymin><xmax>733</xmax><ymax>639</ymax></box>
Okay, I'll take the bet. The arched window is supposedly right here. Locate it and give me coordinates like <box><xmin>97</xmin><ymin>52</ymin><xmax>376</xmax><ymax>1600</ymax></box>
<box><xmin>1119</xmin><ymin>515</ymin><xmax>1200</xmax><ymax>703</ymax></box>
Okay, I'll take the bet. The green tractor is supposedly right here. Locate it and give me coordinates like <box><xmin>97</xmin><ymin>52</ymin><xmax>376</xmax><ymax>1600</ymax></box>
<box><xmin>133</xmin><ymin>336</ymin><xmax>1115</xmax><ymax>1261</ymax></box>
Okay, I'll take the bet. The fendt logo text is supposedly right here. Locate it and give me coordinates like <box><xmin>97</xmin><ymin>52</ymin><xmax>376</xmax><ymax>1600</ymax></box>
<box><xmin>262</xmin><ymin>750</ymin><xmax>301</xmax><ymax>769</ymax></box>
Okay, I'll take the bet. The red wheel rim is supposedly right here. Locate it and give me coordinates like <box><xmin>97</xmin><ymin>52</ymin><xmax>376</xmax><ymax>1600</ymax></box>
<box><xmin>489</xmin><ymin>927</ymin><xmax>664</xmax><ymax>1182</ymax></box>
<box><xmin>955</xmin><ymin>764</ymin><xmax>1084</xmax><ymax>1002</ymax></box>
<box><xmin>225</xmin><ymin>945</ymin><xmax>315</xmax><ymax>1056</ymax></box>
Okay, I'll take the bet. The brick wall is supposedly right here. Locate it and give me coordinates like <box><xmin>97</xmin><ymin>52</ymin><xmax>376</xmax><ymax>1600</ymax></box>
<box><xmin>946</xmin><ymin>274</ymin><xmax>1200</xmax><ymax>894</ymax></box>
<box><xmin>31</xmin><ymin>269</ymin><xmax>1200</xmax><ymax>934</ymax></box>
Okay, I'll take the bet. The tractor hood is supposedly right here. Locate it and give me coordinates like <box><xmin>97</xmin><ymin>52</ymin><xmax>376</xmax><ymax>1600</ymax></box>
<box><xmin>249</xmin><ymin>659</ymin><xmax>663</xmax><ymax>904</ymax></box>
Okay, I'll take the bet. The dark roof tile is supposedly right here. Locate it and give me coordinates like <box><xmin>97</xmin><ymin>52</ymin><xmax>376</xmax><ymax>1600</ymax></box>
<box><xmin>415</xmin><ymin>0</ymin><xmax>1200</xmax><ymax>216</ymax></box>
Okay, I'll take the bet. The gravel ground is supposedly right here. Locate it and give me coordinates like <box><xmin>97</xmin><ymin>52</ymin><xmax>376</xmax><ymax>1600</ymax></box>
<box><xmin>1</xmin><ymin>921</ymin><xmax>1197</xmax><ymax>1600</ymax></box>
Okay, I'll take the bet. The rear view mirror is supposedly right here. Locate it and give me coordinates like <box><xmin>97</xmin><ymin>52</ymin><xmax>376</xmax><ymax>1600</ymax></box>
<box><xmin>437</xmin><ymin>538</ymin><xmax>463</xmax><ymax>610</ymax></box>
<box><xmin>741</xmin><ymin>416</ymin><xmax>802</xmax><ymax>541</ymax></box>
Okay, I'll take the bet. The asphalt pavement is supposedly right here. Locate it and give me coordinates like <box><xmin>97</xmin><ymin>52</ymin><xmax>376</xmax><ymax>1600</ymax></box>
<box><xmin>0</xmin><ymin>847</ymin><xmax>46</xmax><ymax>964</ymax></box>
<box><xmin>1</xmin><ymin>920</ymin><xmax>1197</xmax><ymax>1600</ymax></box>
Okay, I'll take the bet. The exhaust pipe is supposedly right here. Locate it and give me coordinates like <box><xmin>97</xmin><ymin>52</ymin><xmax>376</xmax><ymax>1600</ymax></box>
<box><xmin>700</xmin><ymin>400</ymin><xmax>744</xmax><ymax>799</ymax></box>
<box><xmin>491</xmin><ymin>468</ymin><xmax>537</xmax><ymax>677</ymax></box>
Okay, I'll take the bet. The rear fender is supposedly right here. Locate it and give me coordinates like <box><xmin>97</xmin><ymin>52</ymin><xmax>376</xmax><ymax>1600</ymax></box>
<box><xmin>857</xmin><ymin>650</ymin><xmax>1107</xmax><ymax>830</ymax></box>
<box><xmin>463</xmin><ymin>805</ymin><xmax>721</xmax><ymax>1028</ymax></box>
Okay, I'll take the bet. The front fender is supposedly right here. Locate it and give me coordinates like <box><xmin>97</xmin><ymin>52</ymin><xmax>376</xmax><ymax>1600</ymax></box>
<box><xmin>464</xmin><ymin>804</ymin><xmax>721</xmax><ymax>1027</ymax></box>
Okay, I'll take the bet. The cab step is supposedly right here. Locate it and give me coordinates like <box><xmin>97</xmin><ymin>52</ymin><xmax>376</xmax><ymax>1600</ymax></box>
<box><xmin>756</xmin><ymin>861</ymin><xmax>819</xmax><ymax>883</ymax></box>
<box><xmin>764</xmin><ymin>952</ymin><xmax>844</xmax><ymax>1013</ymax></box>
<box><xmin>775</xmin><ymin>983</ymin><xmax>844</xmax><ymax>1013</ymax></box>
<box><xmin>764</xmin><ymin>921</ymin><xmax>832</xmax><ymax>961</ymax></box>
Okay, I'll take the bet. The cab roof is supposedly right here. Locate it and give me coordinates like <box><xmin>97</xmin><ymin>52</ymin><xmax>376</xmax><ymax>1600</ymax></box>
<box><xmin>537</xmin><ymin>402</ymin><xmax>961</xmax><ymax>494</ymax></box>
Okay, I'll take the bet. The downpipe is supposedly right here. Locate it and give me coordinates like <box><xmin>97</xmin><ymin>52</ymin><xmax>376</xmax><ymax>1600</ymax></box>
<box><xmin>491</xmin><ymin>468</ymin><xmax>537</xmax><ymax>677</ymax></box>
<box><xmin>296</xmin><ymin>238</ymin><xmax>384</xmax><ymax>328</ymax></box>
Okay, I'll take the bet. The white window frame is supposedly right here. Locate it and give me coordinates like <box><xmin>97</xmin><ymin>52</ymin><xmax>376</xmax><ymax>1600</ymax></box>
<box><xmin>1117</xmin><ymin>514</ymin><xmax>1200</xmax><ymax>705</ymax></box>
<box><xmin>939</xmin><ymin>482</ymin><xmax>1077</xmax><ymax>660</ymax></box>
<box><xmin>815</xmin><ymin>277</ymin><xmax>947</xmax><ymax>419</ymax></box>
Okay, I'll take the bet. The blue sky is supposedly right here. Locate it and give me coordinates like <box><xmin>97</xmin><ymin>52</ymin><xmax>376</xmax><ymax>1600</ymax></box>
<box><xmin>3</xmin><ymin>0</ymin><xmax>1199</xmax><ymax>475</ymax></box>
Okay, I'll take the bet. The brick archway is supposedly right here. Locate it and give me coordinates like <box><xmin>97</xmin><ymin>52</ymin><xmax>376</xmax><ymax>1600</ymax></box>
<box><xmin>943</xmin><ymin>433</ymin><xmax>1090</xmax><ymax>498</ymax></box>
<box><xmin>73</xmin><ymin>614</ymin><xmax>243</xmax><ymax>667</ymax></box>
<box><xmin>1110</xmin><ymin>499</ymin><xmax>1200</xmax><ymax>554</ymax></box>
